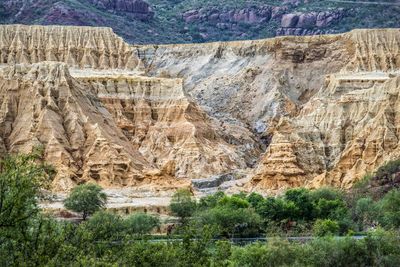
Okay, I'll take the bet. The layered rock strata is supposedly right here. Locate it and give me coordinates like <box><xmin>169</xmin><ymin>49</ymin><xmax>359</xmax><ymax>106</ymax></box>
<box><xmin>250</xmin><ymin>29</ymin><xmax>400</xmax><ymax>192</ymax></box>
<box><xmin>78</xmin><ymin>75</ymin><xmax>251</xmax><ymax>179</ymax></box>
<box><xmin>0</xmin><ymin>62</ymin><xmax>151</xmax><ymax>190</ymax></box>
<box><xmin>139</xmin><ymin>29</ymin><xmax>400</xmax><ymax>192</ymax></box>
<box><xmin>0</xmin><ymin>25</ymin><xmax>400</xmax><ymax>194</ymax></box>
<box><xmin>0</xmin><ymin>25</ymin><xmax>141</xmax><ymax>69</ymax></box>
<box><xmin>139</xmin><ymin>33</ymin><xmax>350</xmax><ymax>133</ymax></box>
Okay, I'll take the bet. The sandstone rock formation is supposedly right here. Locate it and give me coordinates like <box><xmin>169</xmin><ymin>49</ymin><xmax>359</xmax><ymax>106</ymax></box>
<box><xmin>1</xmin><ymin>24</ymin><xmax>400</xmax><ymax>195</ymax></box>
<box><xmin>0</xmin><ymin>62</ymin><xmax>152</xmax><ymax>190</ymax></box>
<box><xmin>139</xmin><ymin>33</ymin><xmax>350</xmax><ymax>132</ymax></box>
<box><xmin>0</xmin><ymin>25</ymin><xmax>141</xmax><ymax>70</ymax></box>
<box><xmin>139</xmin><ymin>28</ymin><xmax>400</xmax><ymax>193</ymax></box>
<box><xmin>250</xmin><ymin>29</ymin><xmax>400</xmax><ymax>193</ymax></box>
<box><xmin>0</xmin><ymin>25</ymin><xmax>260</xmax><ymax>192</ymax></box>
<box><xmin>78</xmin><ymin>75</ymin><xmax>252</xmax><ymax>180</ymax></box>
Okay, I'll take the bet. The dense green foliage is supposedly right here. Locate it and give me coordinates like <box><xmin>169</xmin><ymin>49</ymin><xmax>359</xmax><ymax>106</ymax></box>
<box><xmin>170</xmin><ymin>189</ymin><xmax>197</xmax><ymax>224</ymax></box>
<box><xmin>313</xmin><ymin>219</ymin><xmax>340</xmax><ymax>237</ymax></box>
<box><xmin>64</xmin><ymin>183</ymin><xmax>107</xmax><ymax>220</ymax></box>
<box><xmin>2</xmin><ymin>153</ymin><xmax>400</xmax><ymax>265</ymax></box>
<box><xmin>0</xmin><ymin>153</ymin><xmax>49</xmax><ymax>228</ymax></box>
<box><xmin>379</xmin><ymin>189</ymin><xmax>400</xmax><ymax>228</ymax></box>
<box><xmin>125</xmin><ymin>212</ymin><xmax>161</xmax><ymax>235</ymax></box>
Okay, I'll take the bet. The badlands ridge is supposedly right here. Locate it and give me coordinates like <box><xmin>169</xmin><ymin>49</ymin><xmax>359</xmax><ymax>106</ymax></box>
<box><xmin>0</xmin><ymin>25</ymin><xmax>399</xmax><ymax>196</ymax></box>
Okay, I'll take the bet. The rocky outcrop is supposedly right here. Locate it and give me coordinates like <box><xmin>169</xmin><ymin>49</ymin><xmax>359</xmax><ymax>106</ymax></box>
<box><xmin>0</xmin><ymin>62</ymin><xmax>153</xmax><ymax>191</ymax></box>
<box><xmin>277</xmin><ymin>9</ymin><xmax>347</xmax><ymax>36</ymax></box>
<box><xmin>249</xmin><ymin>29</ymin><xmax>400</xmax><ymax>193</ymax></box>
<box><xmin>87</xmin><ymin>0</ymin><xmax>154</xmax><ymax>21</ymax></box>
<box><xmin>251</xmin><ymin>133</ymin><xmax>307</xmax><ymax>191</ymax></box>
<box><xmin>2</xmin><ymin>0</ymin><xmax>400</xmax><ymax>44</ymax></box>
<box><xmin>182</xmin><ymin>5</ymin><xmax>287</xmax><ymax>25</ymax></box>
<box><xmin>1</xmin><ymin>25</ymin><xmax>400</xmax><ymax>195</ymax></box>
<box><xmin>139</xmin><ymin>28</ymin><xmax>400</xmax><ymax>193</ymax></box>
<box><xmin>139</xmin><ymin>33</ymin><xmax>350</xmax><ymax>132</ymax></box>
<box><xmin>252</xmin><ymin>72</ymin><xmax>400</xmax><ymax>193</ymax></box>
<box><xmin>78</xmin><ymin>75</ymin><xmax>252</xmax><ymax>179</ymax></box>
<box><xmin>345</xmin><ymin>29</ymin><xmax>400</xmax><ymax>72</ymax></box>
<box><xmin>43</xmin><ymin>2</ymin><xmax>106</xmax><ymax>27</ymax></box>
<box><xmin>0</xmin><ymin>25</ymin><xmax>141</xmax><ymax>69</ymax></box>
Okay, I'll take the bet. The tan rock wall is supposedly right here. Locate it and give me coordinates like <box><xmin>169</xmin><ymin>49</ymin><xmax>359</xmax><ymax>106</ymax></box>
<box><xmin>1</xmin><ymin>25</ymin><xmax>399</xmax><ymax>194</ymax></box>
<box><xmin>0</xmin><ymin>62</ymin><xmax>150</xmax><ymax>191</ymax></box>
<box><xmin>0</xmin><ymin>25</ymin><xmax>141</xmax><ymax>69</ymax></box>
<box><xmin>79</xmin><ymin>76</ymin><xmax>252</xmax><ymax>179</ymax></box>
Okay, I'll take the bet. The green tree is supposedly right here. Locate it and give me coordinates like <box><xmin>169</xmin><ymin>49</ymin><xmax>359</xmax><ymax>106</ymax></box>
<box><xmin>378</xmin><ymin>189</ymin><xmax>400</xmax><ymax>229</ymax></box>
<box><xmin>196</xmin><ymin>205</ymin><xmax>262</xmax><ymax>238</ymax></box>
<box><xmin>256</xmin><ymin>197</ymin><xmax>299</xmax><ymax>222</ymax></box>
<box><xmin>313</xmin><ymin>219</ymin><xmax>340</xmax><ymax>237</ymax></box>
<box><xmin>118</xmin><ymin>241</ymin><xmax>179</xmax><ymax>267</ymax></box>
<box><xmin>80</xmin><ymin>211</ymin><xmax>124</xmax><ymax>241</ymax></box>
<box><xmin>218</xmin><ymin>195</ymin><xmax>250</xmax><ymax>209</ymax></box>
<box><xmin>125</xmin><ymin>213</ymin><xmax>160</xmax><ymax>235</ymax></box>
<box><xmin>211</xmin><ymin>240</ymin><xmax>232</xmax><ymax>267</ymax></box>
<box><xmin>246</xmin><ymin>192</ymin><xmax>264</xmax><ymax>209</ymax></box>
<box><xmin>355</xmin><ymin>197</ymin><xmax>378</xmax><ymax>231</ymax></box>
<box><xmin>311</xmin><ymin>187</ymin><xmax>344</xmax><ymax>202</ymax></box>
<box><xmin>169</xmin><ymin>189</ymin><xmax>197</xmax><ymax>225</ymax></box>
<box><xmin>284</xmin><ymin>188</ymin><xmax>313</xmax><ymax>221</ymax></box>
<box><xmin>198</xmin><ymin>191</ymin><xmax>225</xmax><ymax>209</ymax></box>
<box><xmin>230</xmin><ymin>239</ymin><xmax>301</xmax><ymax>267</ymax></box>
<box><xmin>64</xmin><ymin>184</ymin><xmax>107</xmax><ymax>220</ymax></box>
<box><xmin>313</xmin><ymin>198</ymin><xmax>347</xmax><ymax>220</ymax></box>
<box><xmin>0</xmin><ymin>152</ymin><xmax>50</xmax><ymax>229</ymax></box>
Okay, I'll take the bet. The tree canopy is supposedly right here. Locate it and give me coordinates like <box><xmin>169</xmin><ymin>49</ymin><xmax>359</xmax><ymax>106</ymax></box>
<box><xmin>64</xmin><ymin>184</ymin><xmax>107</xmax><ymax>220</ymax></box>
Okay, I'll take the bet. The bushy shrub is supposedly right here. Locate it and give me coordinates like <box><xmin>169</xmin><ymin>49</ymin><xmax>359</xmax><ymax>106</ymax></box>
<box><xmin>0</xmin><ymin>152</ymin><xmax>50</xmax><ymax>229</ymax></box>
<box><xmin>125</xmin><ymin>213</ymin><xmax>160</xmax><ymax>235</ymax></box>
<box><xmin>198</xmin><ymin>191</ymin><xmax>225</xmax><ymax>209</ymax></box>
<box><xmin>355</xmin><ymin>197</ymin><xmax>378</xmax><ymax>230</ymax></box>
<box><xmin>80</xmin><ymin>211</ymin><xmax>125</xmax><ymax>242</ymax></box>
<box><xmin>118</xmin><ymin>241</ymin><xmax>179</xmax><ymax>267</ymax></box>
<box><xmin>246</xmin><ymin>192</ymin><xmax>264</xmax><ymax>209</ymax></box>
<box><xmin>310</xmin><ymin>187</ymin><xmax>344</xmax><ymax>202</ymax></box>
<box><xmin>284</xmin><ymin>188</ymin><xmax>314</xmax><ymax>221</ymax></box>
<box><xmin>306</xmin><ymin>237</ymin><xmax>370</xmax><ymax>267</ymax></box>
<box><xmin>313</xmin><ymin>219</ymin><xmax>340</xmax><ymax>237</ymax></box>
<box><xmin>378</xmin><ymin>189</ymin><xmax>400</xmax><ymax>229</ymax></box>
<box><xmin>169</xmin><ymin>189</ymin><xmax>197</xmax><ymax>224</ymax></box>
<box><xmin>195</xmin><ymin>205</ymin><xmax>262</xmax><ymax>238</ymax></box>
<box><xmin>217</xmin><ymin>195</ymin><xmax>250</xmax><ymax>209</ymax></box>
<box><xmin>230</xmin><ymin>239</ymin><xmax>302</xmax><ymax>267</ymax></box>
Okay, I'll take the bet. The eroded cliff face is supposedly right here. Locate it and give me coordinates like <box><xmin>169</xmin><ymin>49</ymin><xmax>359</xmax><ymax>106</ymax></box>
<box><xmin>0</xmin><ymin>25</ymin><xmax>260</xmax><ymax>192</ymax></box>
<box><xmin>0</xmin><ymin>25</ymin><xmax>399</xmax><ymax>194</ymax></box>
<box><xmin>77</xmin><ymin>75</ymin><xmax>253</xmax><ymax>180</ymax></box>
<box><xmin>250</xmin><ymin>29</ymin><xmax>400</xmax><ymax>193</ymax></box>
<box><xmin>0</xmin><ymin>25</ymin><xmax>141</xmax><ymax>69</ymax></box>
<box><xmin>139</xmin><ymin>33</ymin><xmax>350</xmax><ymax>140</ymax></box>
<box><xmin>0</xmin><ymin>62</ymin><xmax>152</xmax><ymax>190</ymax></box>
<box><xmin>139</xmin><ymin>28</ymin><xmax>400</xmax><ymax>193</ymax></box>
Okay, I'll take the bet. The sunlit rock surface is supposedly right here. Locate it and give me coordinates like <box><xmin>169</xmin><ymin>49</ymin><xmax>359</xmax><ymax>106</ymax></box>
<box><xmin>0</xmin><ymin>25</ymin><xmax>399</xmax><ymax>195</ymax></box>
